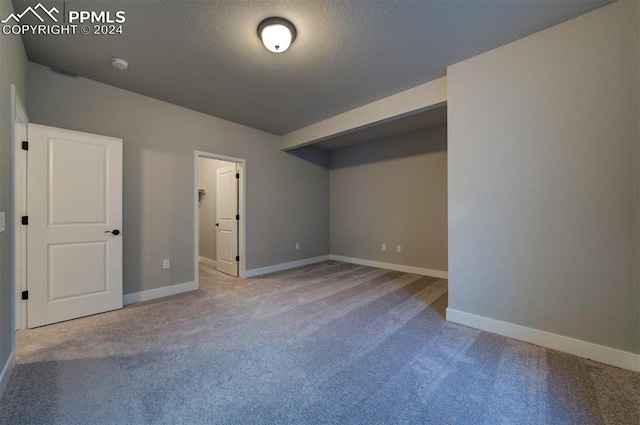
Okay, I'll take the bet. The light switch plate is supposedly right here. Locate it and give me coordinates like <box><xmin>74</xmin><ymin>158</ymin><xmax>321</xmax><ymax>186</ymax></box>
<box><xmin>0</xmin><ymin>212</ymin><xmax>5</xmax><ymax>232</ymax></box>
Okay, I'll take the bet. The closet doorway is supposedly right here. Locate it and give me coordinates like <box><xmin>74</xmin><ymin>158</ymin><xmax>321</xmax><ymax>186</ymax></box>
<box><xmin>194</xmin><ymin>151</ymin><xmax>246</xmax><ymax>281</ymax></box>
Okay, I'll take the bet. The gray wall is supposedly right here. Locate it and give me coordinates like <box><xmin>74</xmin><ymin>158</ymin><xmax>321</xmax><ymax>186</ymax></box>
<box><xmin>0</xmin><ymin>0</ymin><xmax>27</xmax><ymax>374</ymax></box>
<box><xmin>330</xmin><ymin>125</ymin><xmax>448</xmax><ymax>272</ymax></box>
<box><xmin>27</xmin><ymin>63</ymin><xmax>329</xmax><ymax>294</ymax></box>
<box><xmin>198</xmin><ymin>157</ymin><xmax>232</xmax><ymax>262</ymax></box>
<box><xmin>448</xmin><ymin>0</ymin><xmax>639</xmax><ymax>353</ymax></box>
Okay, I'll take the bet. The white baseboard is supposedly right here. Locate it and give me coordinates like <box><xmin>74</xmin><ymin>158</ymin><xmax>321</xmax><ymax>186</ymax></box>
<box><xmin>446</xmin><ymin>308</ymin><xmax>640</xmax><ymax>372</ymax></box>
<box><xmin>198</xmin><ymin>256</ymin><xmax>217</xmax><ymax>267</ymax></box>
<box><xmin>0</xmin><ymin>351</ymin><xmax>15</xmax><ymax>399</ymax></box>
<box><xmin>244</xmin><ymin>255</ymin><xmax>330</xmax><ymax>278</ymax></box>
<box><xmin>123</xmin><ymin>280</ymin><xmax>198</xmax><ymax>306</ymax></box>
<box><xmin>329</xmin><ymin>255</ymin><xmax>448</xmax><ymax>279</ymax></box>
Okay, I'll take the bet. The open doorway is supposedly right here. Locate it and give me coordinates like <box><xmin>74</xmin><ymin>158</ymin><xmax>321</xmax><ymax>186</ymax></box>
<box><xmin>194</xmin><ymin>151</ymin><xmax>246</xmax><ymax>284</ymax></box>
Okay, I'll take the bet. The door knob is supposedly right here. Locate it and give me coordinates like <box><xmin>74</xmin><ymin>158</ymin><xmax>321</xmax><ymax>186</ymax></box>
<box><xmin>105</xmin><ymin>229</ymin><xmax>120</xmax><ymax>235</ymax></box>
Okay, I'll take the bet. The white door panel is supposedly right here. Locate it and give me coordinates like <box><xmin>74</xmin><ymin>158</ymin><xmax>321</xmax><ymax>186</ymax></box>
<box><xmin>48</xmin><ymin>242</ymin><xmax>107</xmax><ymax>300</ymax></box>
<box><xmin>27</xmin><ymin>124</ymin><xmax>123</xmax><ymax>328</ymax></box>
<box><xmin>216</xmin><ymin>164</ymin><xmax>238</xmax><ymax>276</ymax></box>
<box><xmin>49</xmin><ymin>139</ymin><xmax>107</xmax><ymax>224</ymax></box>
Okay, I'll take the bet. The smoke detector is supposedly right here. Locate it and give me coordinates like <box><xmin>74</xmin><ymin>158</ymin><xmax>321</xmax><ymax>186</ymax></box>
<box><xmin>110</xmin><ymin>57</ymin><xmax>129</xmax><ymax>70</ymax></box>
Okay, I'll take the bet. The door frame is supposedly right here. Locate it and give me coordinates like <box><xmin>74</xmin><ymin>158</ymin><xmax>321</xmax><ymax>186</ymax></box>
<box><xmin>11</xmin><ymin>85</ymin><xmax>28</xmax><ymax>341</ymax></box>
<box><xmin>194</xmin><ymin>151</ymin><xmax>246</xmax><ymax>285</ymax></box>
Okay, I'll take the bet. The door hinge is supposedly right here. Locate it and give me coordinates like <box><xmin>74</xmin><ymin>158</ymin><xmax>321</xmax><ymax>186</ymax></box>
<box><xmin>21</xmin><ymin>216</ymin><xmax>28</xmax><ymax>225</ymax></box>
<box><xmin>236</xmin><ymin>255</ymin><xmax>240</xmax><ymax>262</ymax></box>
<box><xmin>21</xmin><ymin>141</ymin><xmax>28</xmax><ymax>151</ymax></box>
<box><xmin>236</xmin><ymin>214</ymin><xmax>239</xmax><ymax>220</ymax></box>
<box><xmin>236</xmin><ymin>173</ymin><xmax>239</xmax><ymax>179</ymax></box>
<box><xmin>21</xmin><ymin>290</ymin><xmax>28</xmax><ymax>300</ymax></box>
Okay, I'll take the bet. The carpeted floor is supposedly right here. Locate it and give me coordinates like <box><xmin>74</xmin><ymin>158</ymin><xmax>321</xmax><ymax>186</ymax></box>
<box><xmin>1</xmin><ymin>261</ymin><xmax>638</xmax><ymax>424</ymax></box>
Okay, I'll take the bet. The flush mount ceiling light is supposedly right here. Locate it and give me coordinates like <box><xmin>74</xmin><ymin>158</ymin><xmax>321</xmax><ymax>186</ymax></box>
<box><xmin>258</xmin><ymin>17</ymin><xmax>297</xmax><ymax>53</ymax></box>
<box><xmin>110</xmin><ymin>57</ymin><xmax>128</xmax><ymax>70</ymax></box>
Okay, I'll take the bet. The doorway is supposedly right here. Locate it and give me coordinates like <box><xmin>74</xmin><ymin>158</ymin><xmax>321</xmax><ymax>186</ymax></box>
<box><xmin>194</xmin><ymin>151</ymin><xmax>246</xmax><ymax>283</ymax></box>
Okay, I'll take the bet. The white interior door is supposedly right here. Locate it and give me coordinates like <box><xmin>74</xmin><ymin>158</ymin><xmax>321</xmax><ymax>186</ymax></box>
<box><xmin>216</xmin><ymin>164</ymin><xmax>238</xmax><ymax>276</ymax></box>
<box><xmin>27</xmin><ymin>124</ymin><xmax>123</xmax><ymax>328</ymax></box>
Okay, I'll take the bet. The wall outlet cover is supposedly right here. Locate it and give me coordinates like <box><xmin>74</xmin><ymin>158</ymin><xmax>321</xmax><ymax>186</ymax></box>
<box><xmin>163</xmin><ymin>259</ymin><xmax>170</xmax><ymax>269</ymax></box>
<box><xmin>381</xmin><ymin>244</ymin><xmax>386</xmax><ymax>251</ymax></box>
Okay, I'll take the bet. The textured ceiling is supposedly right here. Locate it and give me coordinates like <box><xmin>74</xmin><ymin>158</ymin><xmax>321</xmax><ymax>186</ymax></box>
<box><xmin>14</xmin><ymin>0</ymin><xmax>612</xmax><ymax>135</ymax></box>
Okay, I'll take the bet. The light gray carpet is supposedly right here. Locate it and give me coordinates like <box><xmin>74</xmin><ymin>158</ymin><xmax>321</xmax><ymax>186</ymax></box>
<box><xmin>1</xmin><ymin>261</ymin><xmax>638</xmax><ymax>424</ymax></box>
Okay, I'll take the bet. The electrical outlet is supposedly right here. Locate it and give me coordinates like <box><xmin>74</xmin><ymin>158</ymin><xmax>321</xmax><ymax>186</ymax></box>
<box><xmin>0</xmin><ymin>212</ymin><xmax>5</xmax><ymax>233</ymax></box>
<box><xmin>295</xmin><ymin>243</ymin><xmax>300</xmax><ymax>250</ymax></box>
<box><xmin>163</xmin><ymin>259</ymin><xmax>170</xmax><ymax>269</ymax></box>
<box><xmin>396</xmin><ymin>245</ymin><xmax>401</xmax><ymax>253</ymax></box>
<box><xmin>381</xmin><ymin>244</ymin><xmax>386</xmax><ymax>251</ymax></box>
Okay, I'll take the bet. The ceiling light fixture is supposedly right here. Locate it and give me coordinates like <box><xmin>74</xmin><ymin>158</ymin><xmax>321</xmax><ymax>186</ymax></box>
<box><xmin>110</xmin><ymin>57</ymin><xmax>129</xmax><ymax>70</ymax></box>
<box><xmin>258</xmin><ymin>17</ymin><xmax>296</xmax><ymax>53</ymax></box>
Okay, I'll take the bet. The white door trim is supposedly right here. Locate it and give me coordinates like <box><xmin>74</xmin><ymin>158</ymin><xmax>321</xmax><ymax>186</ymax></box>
<box><xmin>11</xmin><ymin>84</ymin><xmax>28</xmax><ymax>344</ymax></box>
<box><xmin>194</xmin><ymin>151</ymin><xmax>246</xmax><ymax>286</ymax></box>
